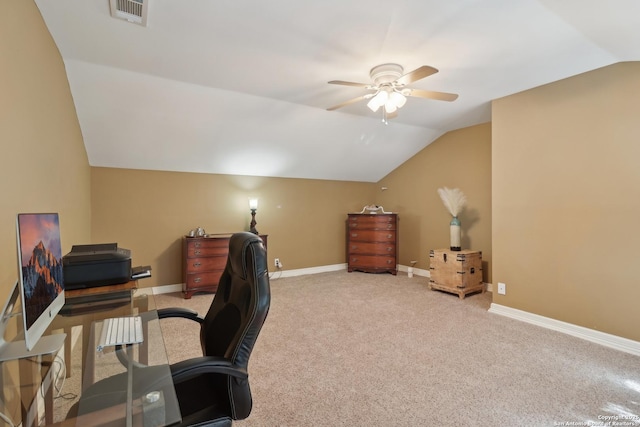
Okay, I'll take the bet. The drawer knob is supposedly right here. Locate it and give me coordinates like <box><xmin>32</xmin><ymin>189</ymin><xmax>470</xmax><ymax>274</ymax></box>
<box><xmin>194</xmin><ymin>250</ymin><xmax>201</xmax><ymax>255</ymax></box>
<box><xmin>387</xmin><ymin>234</ymin><xmax>393</xmax><ymax>239</ymax></box>
<box><xmin>194</xmin><ymin>277</ymin><xmax>201</xmax><ymax>283</ymax></box>
<box><xmin>194</xmin><ymin>242</ymin><xmax>201</xmax><ymax>248</ymax></box>
<box><xmin>387</xmin><ymin>247</ymin><xmax>392</xmax><ymax>252</ymax></box>
<box><xmin>193</xmin><ymin>262</ymin><xmax>201</xmax><ymax>267</ymax></box>
<box><xmin>351</xmin><ymin>245</ymin><xmax>358</xmax><ymax>250</ymax></box>
<box><xmin>351</xmin><ymin>233</ymin><xmax>358</xmax><ymax>238</ymax></box>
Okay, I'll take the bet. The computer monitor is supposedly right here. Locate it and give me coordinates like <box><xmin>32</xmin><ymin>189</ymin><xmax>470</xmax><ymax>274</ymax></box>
<box><xmin>13</xmin><ymin>213</ymin><xmax>66</xmax><ymax>355</ymax></box>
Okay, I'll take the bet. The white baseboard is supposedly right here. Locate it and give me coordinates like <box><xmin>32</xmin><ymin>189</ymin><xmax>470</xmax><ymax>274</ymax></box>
<box><xmin>148</xmin><ymin>265</ymin><xmax>492</xmax><ymax>294</ymax></box>
<box><xmin>146</xmin><ymin>264</ymin><xmax>350</xmax><ymax>295</ymax></box>
<box><xmin>150</xmin><ymin>264</ymin><xmax>427</xmax><ymax>294</ymax></box>
<box><xmin>152</xmin><ymin>284</ymin><xmax>182</xmax><ymax>294</ymax></box>
<box><xmin>489</xmin><ymin>303</ymin><xmax>640</xmax><ymax>356</ymax></box>
<box><xmin>397</xmin><ymin>264</ymin><xmax>430</xmax><ymax>277</ymax></box>
<box><xmin>272</xmin><ymin>263</ymin><xmax>347</xmax><ymax>278</ymax></box>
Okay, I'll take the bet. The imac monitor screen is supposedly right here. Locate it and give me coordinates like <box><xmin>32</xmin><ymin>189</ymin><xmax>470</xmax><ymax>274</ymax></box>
<box><xmin>16</xmin><ymin>213</ymin><xmax>65</xmax><ymax>351</ymax></box>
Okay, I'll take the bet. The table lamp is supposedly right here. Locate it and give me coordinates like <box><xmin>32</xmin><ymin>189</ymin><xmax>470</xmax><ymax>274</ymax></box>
<box><xmin>249</xmin><ymin>198</ymin><xmax>258</xmax><ymax>234</ymax></box>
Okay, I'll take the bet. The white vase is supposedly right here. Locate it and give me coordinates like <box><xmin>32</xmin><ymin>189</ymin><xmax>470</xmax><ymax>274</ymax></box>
<box><xmin>450</xmin><ymin>216</ymin><xmax>461</xmax><ymax>251</ymax></box>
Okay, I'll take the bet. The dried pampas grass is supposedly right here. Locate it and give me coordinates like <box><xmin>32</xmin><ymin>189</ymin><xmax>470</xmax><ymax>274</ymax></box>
<box><xmin>437</xmin><ymin>187</ymin><xmax>467</xmax><ymax>217</ymax></box>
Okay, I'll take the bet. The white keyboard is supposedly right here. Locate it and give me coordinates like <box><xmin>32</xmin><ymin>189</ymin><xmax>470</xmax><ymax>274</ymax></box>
<box><xmin>97</xmin><ymin>316</ymin><xmax>144</xmax><ymax>351</ymax></box>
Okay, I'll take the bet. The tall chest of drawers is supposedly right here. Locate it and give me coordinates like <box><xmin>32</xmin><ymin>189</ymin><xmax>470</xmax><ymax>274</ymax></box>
<box><xmin>347</xmin><ymin>213</ymin><xmax>398</xmax><ymax>275</ymax></box>
<box><xmin>182</xmin><ymin>234</ymin><xmax>267</xmax><ymax>299</ymax></box>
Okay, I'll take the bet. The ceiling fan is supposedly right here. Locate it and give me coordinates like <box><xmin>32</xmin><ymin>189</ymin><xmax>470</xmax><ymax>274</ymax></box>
<box><xmin>326</xmin><ymin>63</ymin><xmax>458</xmax><ymax>122</ymax></box>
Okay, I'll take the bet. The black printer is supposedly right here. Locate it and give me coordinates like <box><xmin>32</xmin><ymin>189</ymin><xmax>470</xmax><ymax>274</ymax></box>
<box><xmin>63</xmin><ymin>243</ymin><xmax>132</xmax><ymax>290</ymax></box>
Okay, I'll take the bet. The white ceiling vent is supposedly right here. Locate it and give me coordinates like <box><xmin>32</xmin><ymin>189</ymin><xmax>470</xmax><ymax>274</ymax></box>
<box><xmin>109</xmin><ymin>0</ymin><xmax>148</xmax><ymax>26</ymax></box>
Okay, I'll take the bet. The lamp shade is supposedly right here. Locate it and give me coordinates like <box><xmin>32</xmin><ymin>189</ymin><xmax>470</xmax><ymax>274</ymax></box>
<box><xmin>249</xmin><ymin>198</ymin><xmax>258</xmax><ymax>210</ymax></box>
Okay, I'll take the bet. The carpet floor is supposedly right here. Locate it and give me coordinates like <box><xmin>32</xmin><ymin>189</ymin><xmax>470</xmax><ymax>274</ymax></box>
<box><xmin>155</xmin><ymin>271</ymin><xmax>640</xmax><ymax>426</ymax></box>
<box><xmin>53</xmin><ymin>270</ymin><xmax>640</xmax><ymax>426</ymax></box>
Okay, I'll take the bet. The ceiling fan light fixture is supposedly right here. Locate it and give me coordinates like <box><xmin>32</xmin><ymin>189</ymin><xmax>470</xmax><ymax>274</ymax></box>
<box><xmin>384</xmin><ymin>102</ymin><xmax>397</xmax><ymax>114</ymax></box>
<box><xmin>389</xmin><ymin>91</ymin><xmax>407</xmax><ymax>109</ymax></box>
<box><xmin>366</xmin><ymin>97</ymin><xmax>380</xmax><ymax>112</ymax></box>
<box><xmin>327</xmin><ymin>63</ymin><xmax>458</xmax><ymax>118</ymax></box>
<box><xmin>367</xmin><ymin>91</ymin><xmax>389</xmax><ymax>112</ymax></box>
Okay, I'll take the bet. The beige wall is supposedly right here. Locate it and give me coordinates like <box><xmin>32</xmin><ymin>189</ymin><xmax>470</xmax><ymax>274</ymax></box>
<box><xmin>91</xmin><ymin>123</ymin><xmax>492</xmax><ymax>289</ymax></box>
<box><xmin>492</xmin><ymin>62</ymin><xmax>640</xmax><ymax>341</ymax></box>
<box><xmin>91</xmin><ymin>167</ymin><xmax>375</xmax><ymax>287</ymax></box>
<box><xmin>0</xmin><ymin>2</ymin><xmax>90</xmax><ymax>303</ymax></box>
<box><xmin>377</xmin><ymin>123</ymin><xmax>492</xmax><ymax>281</ymax></box>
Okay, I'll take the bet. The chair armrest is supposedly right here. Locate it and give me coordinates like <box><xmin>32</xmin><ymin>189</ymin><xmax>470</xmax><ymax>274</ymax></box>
<box><xmin>170</xmin><ymin>356</ymin><xmax>248</xmax><ymax>384</ymax></box>
<box><xmin>157</xmin><ymin>307</ymin><xmax>203</xmax><ymax>324</ymax></box>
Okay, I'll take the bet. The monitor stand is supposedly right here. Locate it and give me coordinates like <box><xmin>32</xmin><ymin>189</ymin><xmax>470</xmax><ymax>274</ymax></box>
<box><xmin>0</xmin><ymin>333</ymin><xmax>66</xmax><ymax>362</ymax></box>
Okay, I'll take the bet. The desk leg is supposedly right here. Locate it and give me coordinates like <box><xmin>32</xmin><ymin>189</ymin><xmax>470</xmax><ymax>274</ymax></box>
<box><xmin>19</xmin><ymin>358</ymin><xmax>37</xmax><ymax>426</ymax></box>
<box><xmin>64</xmin><ymin>325</ymin><xmax>72</xmax><ymax>378</ymax></box>
<box><xmin>44</xmin><ymin>379</ymin><xmax>53</xmax><ymax>425</ymax></box>
<box><xmin>82</xmin><ymin>323</ymin><xmax>94</xmax><ymax>392</ymax></box>
<box><xmin>19</xmin><ymin>357</ymin><xmax>47</xmax><ymax>427</ymax></box>
<box><xmin>136</xmin><ymin>295</ymin><xmax>149</xmax><ymax>366</ymax></box>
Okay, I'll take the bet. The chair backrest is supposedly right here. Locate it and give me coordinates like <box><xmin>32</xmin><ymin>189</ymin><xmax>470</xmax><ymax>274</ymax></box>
<box><xmin>200</xmin><ymin>231</ymin><xmax>270</xmax><ymax>419</ymax></box>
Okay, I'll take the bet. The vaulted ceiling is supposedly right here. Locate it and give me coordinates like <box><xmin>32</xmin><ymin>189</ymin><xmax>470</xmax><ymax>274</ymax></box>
<box><xmin>35</xmin><ymin>0</ymin><xmax>640</xmax><ymax>182</ymax></box>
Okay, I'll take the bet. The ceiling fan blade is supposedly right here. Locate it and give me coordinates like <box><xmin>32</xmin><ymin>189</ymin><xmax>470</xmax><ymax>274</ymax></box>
<box><xmin>328</xmin><ymin>80</ymin><xmax>372</xmax><ymax>88</ymax></box>
<box><xmin>405</xmin><ymin>88</ymin><xmax>458</xmax><ymax>102</ymax></box>
<box><xmin>395</xmin><ymin>66</ymin><xmax>438</xmax><ymax>85</ymax></box>
<box><xmin>326</xmin><ymin>95</ymin><xmax>371</xmax><ymax>111</ymax></box>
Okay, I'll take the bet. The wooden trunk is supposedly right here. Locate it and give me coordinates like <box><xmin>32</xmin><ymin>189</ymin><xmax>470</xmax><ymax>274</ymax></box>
<box><xmin>428</xmin><ymin>249</ymin><xmax>484</xmax><ymax>299</ymax></box>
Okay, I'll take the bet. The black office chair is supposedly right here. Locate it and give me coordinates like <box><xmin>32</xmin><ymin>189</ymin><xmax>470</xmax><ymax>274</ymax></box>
<box><xmin>69</xmin><ymin>231</ymin><xmax>271</xmax><ymax>426</ymax></box>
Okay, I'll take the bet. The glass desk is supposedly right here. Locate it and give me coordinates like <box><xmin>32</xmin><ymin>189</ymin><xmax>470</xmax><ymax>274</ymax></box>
<box><xmin>52</xmin><ymin>281</ymin><xmax>144</xmax><ymax>382</ymax></box>
<box><xmin>66</xmin><ymin>306</ymin><xmax>181</xmax><ymax>427</ymax></box>
<box><xmin>1</xmin><ymin>285</ymin><xmax>181</xmax><ymax>427</ymax></box>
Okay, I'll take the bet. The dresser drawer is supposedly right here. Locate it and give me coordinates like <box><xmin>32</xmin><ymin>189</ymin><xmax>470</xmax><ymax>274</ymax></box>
<box><xmin>348</xmin><ymin>230</ymin><xmax>396</xmax><ymax>243</ymax></box>
<box><xmin>348</xmin><ymin>255</ymin><xmax>396</xmax><ymax>269</ymax></box>
<box><xmin>184</xmin><ymin>256</ymin><xmax>226</xmax><ymax>273</ymax></box>
<box><xmin>348</xmin><ymin>216</ymin><xmax>396</xmax><ymax>230</ymax></box>
<box><xmin>186</xmin><ymin>238</ymin><xmax>229</xmax><ymax>249</ymax></box>
<box><xmin>185</xmin><ymin>271</ymin><xmax>223</xmax><ymax>288</ymax></box>
<box><xmin>186</xmin><ymin>243</ymin><xmax>229</xmax><ymax>257</ymax></box>
<box><xmin>348</xmin><ymin>241</ymin><xmax>395</xmax><ymax>255</ymax></box>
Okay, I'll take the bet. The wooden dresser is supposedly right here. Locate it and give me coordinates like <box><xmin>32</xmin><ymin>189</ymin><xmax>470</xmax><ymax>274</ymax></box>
<box><xmin>182</xmin><ymin>234</ymin><xmax>267</xmax><ymax>299</ymax></box>
<box><xmin>428</xmin><ymin>249</ymin><xmax>484</xmax><ymax>299</ymax></box>
<box><xmin>347</xmin><ymin>213</ymin><xmax>398</xmax><ymax>275</ymax></box>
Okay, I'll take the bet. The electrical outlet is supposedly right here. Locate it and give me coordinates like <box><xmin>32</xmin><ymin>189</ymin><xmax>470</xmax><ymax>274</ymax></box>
<box><xmin>497</xmin><ymin>282</ymin><xmax>506</xmax><ymax>295</ymax></box>
<box><xmin>274</xmin><ymin>258</ymin><xmax>282</xmax><ymax>269</ymax></box>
